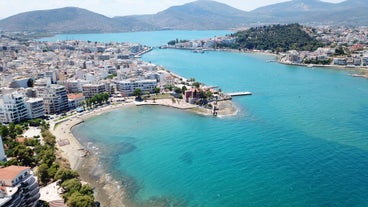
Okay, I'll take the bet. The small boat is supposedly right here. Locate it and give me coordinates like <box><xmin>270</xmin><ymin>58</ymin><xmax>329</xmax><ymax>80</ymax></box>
<box><xmin>193</xmin><ymin>49</ymin><xmax>205</xmax><ymax>53</ymax></box>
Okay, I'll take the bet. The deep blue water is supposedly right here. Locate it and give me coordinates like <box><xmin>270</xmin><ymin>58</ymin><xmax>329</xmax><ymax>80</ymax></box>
<box><xmin>68</xmin><ymin>31</ymin><xmax>368</xmax><ymax>207</ymax></box>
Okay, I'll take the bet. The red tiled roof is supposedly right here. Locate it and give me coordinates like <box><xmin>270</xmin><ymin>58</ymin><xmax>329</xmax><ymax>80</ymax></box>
<box><xmin>0</xmin><ymin>166</ymin><xmax>30</xmax><ymax>181</ymax></box>
<box><xmin>67</xmin><ymin>93</ymin><xmax>84</xmax><ymax>100</ymax></box>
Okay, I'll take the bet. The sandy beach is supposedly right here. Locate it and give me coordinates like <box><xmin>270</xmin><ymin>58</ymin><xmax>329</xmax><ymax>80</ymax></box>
<box><xmin>49</xmin><ymin>97</ymin><xmax>238</xmax><ymax>207</ymax></box>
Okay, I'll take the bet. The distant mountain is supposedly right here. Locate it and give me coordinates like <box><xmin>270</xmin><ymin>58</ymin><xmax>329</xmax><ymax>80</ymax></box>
<box><xmin>114</xmin><ymin>0</ymin><xmax>248</xmax><ymax>30</ymax></box>
<box><xmin>0</xmin><ymin>0</ymin><xmax>367</xmax><ymax>34</ymax></box>
<box><xmin>0</xmin><ymin>7</ymin><xmax>124</xmax><ymax>33</ymax></box>
<box><xmin>250</xmin><ymin>0</ymin><xmax>368</xmax><ymax>25</ymax></box>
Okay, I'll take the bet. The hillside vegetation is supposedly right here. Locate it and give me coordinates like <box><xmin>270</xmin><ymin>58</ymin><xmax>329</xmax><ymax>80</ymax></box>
<box><xmin>232</xmin><ymin>24</ymin><xmax>323</xmax><ymax>52</ymax></box>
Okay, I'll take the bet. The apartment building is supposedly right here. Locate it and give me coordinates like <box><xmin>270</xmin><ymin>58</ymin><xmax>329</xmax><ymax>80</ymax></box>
<box><xmin>25</xmin><ymin>98</ymin><xmax>45</xmax><ymax>119</ymax></box>
<box><xmin>0</xmin><ymin>166</ymin><xmax>40</xmax><ymax>207</ymax></box>
<box><xmin>0</xmin><ymin>92</ymin><xmax>28</xmax><ymax>123</ymax></box>
<box><xmin>82</xmin><ymin>83</ymin><xmax>106</xmax><ymax>99</ymax></box>
<box><xmin>36</xmin><ymin>84</ymin><xmax>69</xmax><ymax>114</ymax></box>
<box><xmin>115</xmin><ymin>79</ymin><xmax>157</xmax><ymax>95</ymax></box>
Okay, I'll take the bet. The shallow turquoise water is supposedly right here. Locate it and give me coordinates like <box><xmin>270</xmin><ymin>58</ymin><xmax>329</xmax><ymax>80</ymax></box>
<box><xmin>70</xmin><ymin>31</ymin><xmax>368</xmax><ymax>206</ymax></box>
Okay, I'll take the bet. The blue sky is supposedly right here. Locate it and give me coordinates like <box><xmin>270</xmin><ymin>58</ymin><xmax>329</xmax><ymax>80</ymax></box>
<box><xmin>0</xmin><ymin>0</ymin><xmax>344</xmax><ymax>19</ymax></box>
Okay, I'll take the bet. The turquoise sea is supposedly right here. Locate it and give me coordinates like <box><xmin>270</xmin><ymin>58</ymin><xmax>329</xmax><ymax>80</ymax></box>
<box><xmin>52</xmin><ymin>31</ymin><xmax>368</xmax><ymax>206</ymax></box>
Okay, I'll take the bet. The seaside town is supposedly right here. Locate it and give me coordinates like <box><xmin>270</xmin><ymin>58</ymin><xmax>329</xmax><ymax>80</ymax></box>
<box><xmin>166</xmin><ymin>26</ymin><xmax>368</xmax><ymax>75</ymax></box>
<box><xmin>0</xmin><ymin>24</ymin><xmax>367</xmax><ymax>207</ymax></box>
<box><xmin>0</xmin><ymin>33</ymin><xmax>237</xmax><ymax>206</ymax></box>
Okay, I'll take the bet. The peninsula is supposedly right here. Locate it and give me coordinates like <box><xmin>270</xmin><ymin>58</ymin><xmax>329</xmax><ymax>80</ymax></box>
<box><xmin>163</xmin><ymin>24</ymin><xmax>368</xmax><ymax>77</ymax></box>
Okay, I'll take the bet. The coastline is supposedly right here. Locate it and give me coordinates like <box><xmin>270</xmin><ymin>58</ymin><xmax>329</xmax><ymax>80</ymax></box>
<box><xmin>50</xmin><ymin>97</ymin><xmax>239</xmax><ymax>207</ymax></box>
<box><xmin>165</xmin><ymin>46</ymin><xmax>368</xmax><ymax>78</ymax></box>
<box><xmin>50</xmin><ymin>102</ymin><xmax>137</xmax><ymax>207</ymax></box>
<box><xmin>278</xmin><ymin>59</ymin><xmax>368</xmax><ymax>78</ymax></box>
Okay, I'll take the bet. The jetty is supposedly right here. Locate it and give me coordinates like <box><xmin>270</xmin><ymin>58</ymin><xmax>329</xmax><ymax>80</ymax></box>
<box><xmin>227</xmin><ymin>91</ymin><xmax>252</xmax><ymax>97</ymax></box>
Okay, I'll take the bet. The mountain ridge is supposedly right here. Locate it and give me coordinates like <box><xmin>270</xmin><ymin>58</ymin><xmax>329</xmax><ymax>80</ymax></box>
<box><xmin>0</xmin><ymin>0</ymin><xmax>366</xmax><ymax>33</ymax></box>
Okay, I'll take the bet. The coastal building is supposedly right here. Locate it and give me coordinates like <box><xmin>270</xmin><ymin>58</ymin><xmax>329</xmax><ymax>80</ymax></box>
<box><xmin>67</xmin><ymin>93</ymin><xmax>85</xmax><ymax>109</ymax></box>
<box><xmin>184</xmin><ymin>88</ymin><xmax>200</xmax><ymax>103</ymax></box>
<box><xmin>286</xmin><ymin>50</ymin><xmax>301</xmax><ymax>63</ymax></box>
<box><xmin>115</xmin><ymin>79</ymin><xmax>157</xmax><ymax>96</ymax></box>
<box><xmin>0</xmin><ymin>92</ymin><xmax>28</xmax><ymax>123</ymax></box>
<box><xmin>82</xmin><ymin>83</ymin><xmax>106</xmax><ymax>99</ymax></box>
<box><xmin>36</xmin><ymin>84</ymin><xmax>69</xmax><ymax>114</ymax></box>
<box><xmin>65</xmin><ymin>79</ymin><xmax>89</xmax><ymax>93</ymax></box>
<box><xmin>333</xmin><ymin>58</ymin><xmax>347</xmax><ymax>65</ymax></box>
<box><xmin>25</xmin><ymin>98</ymin><xmax>45</xmax><ymax>119</ymax></box>
<box><xmin>0</xmin><ymin>166</ymin><xmax>40</xmax><ymax>207</ymax></box>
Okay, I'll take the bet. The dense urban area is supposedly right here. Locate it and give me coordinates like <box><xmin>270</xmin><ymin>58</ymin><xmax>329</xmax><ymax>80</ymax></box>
<box><xmin>0</xmin><ymin>23</ymin><xmax>368</xmax><ymax>207</ymax></box>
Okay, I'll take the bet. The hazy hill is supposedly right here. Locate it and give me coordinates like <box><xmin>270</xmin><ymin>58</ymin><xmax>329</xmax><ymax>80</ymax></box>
<box><xmin>0</xmin><ymin>7</ymin><xmax>123</xmax><ymax>33</ymax></box>
<box><xmin>0</xmin><ymin>0</ymin><xmax>367</xmax><ymax>33</ymax></box>
<box><xmin>250</xmin><ymin>0</ymin><xmax>368</xmax><ymax>25</ymax></box>
<box><xmin>114</xmin><ymin>0</ymin><xmax>248</xmax><ymax>30</ymax></box>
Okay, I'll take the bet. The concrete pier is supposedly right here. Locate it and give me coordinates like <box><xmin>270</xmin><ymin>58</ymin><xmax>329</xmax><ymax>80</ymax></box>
<box><xmin>227</xmin><ymin>92</ymin><xmax>252</xmax><ymax>97</ymax></box>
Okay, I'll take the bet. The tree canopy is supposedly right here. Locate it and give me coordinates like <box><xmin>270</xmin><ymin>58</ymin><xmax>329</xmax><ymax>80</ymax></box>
<box><xmin>232</xmin><ymin>24</ymin><xmax>323</xmax><ymax>52</ymax></box>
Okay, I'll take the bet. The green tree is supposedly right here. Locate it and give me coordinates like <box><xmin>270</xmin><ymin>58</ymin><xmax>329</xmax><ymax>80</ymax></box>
<box><xmin>80</xmin><ymin>101</ymin><xmax>86</xmax><ymax>110</ymax></box>
<box><xmin>38</xmin><ymin>163</ymin><xmax>50</xmax><ymax>185</ymax></box>
<box><xmin>95</xmin><ymin>93</ymin><xmax>103</xmax><ymax>105</ymax></box>
<box><xmin>181</xmin><ymin>86</ymin><xmax>187</xmax><ymax>94</ymax></box>
<box><xmin>55</xmin><ymin>168</ymin><xmax>79</xmax><ymax>183</ymax></box>
<box><xmin>15</xmin><ymin>125</ymin><xmax>23</xmax><ymax>135</ymax></box>
<box><xmin>67</xmin><ymin>192</ymin><xmax>94</xmax><ymax>207</ymax></box>
<box><xmin>37</xmin><ymin>146</ymin><xmax>55</xmax><ymax>166</ymax></box>
<box><xmin>8</xmin><ymin>122</ymin><xmax>15</xmax><ymax>134</ymax></box>
<box><xmin>154</xmin><ymin>87</ymin><xmax>160</xmax><ymax>94</ymax></box>
<box><xmin>47</xmin><ymin>163</ymin><xmax>59</xmax><ymax>179</ymax></box>
<box><xmin>62</xmin><ymin>178</ymin><xmax>82</xmax><ymax>199</ymax></box>
<box><xmin>133</xmin><ymin>88</ymin><xmax>142</xmax><ymax>98</ymax></box>
<box><xmin>167</xmin><ymin>85</ymin><xmax>173</xmax><ymax>91</ymax></box>
<box><xmin>102</xmin><ymin>92</ymin><xmax>110</xmax><ymax>103</ymax></box>
<box><xmin>12</xmin><ymin>144</ymin><xmax>36</xmax><ymax>166</ymax></box>
<box><xmin>0</xmin><ymin>125</ymin><xmax>9</xmax><ymax>137</ymax></box>
<box><xmin>27</xmin><ymin>78</ymin><xmax>34</xmax><ymax>88</ymax></box>
<box><xmin>41</xmin><ymin>129</ymin><xmax>56</xmax><ymax>146</ymax></box>
<box><xmin>79</xmin><ymin>185</ymin><xmax>94</xmax><ymax>196</ymax></box>
<box><xmin>192</xmin><ymin>82</ymin><xmax>200</xmax><ymax>88</ymax></box>
<box><xmin>206</xmin><ymin>90</ymin><xmax>213</xmax><ymax>99</ymax></box>
<box><xmin>28</xmin><ymin>118</ymin><xmax>41</xmax><ymax>127</ymax></box>
<box><xmin>174</xmin><ymin>87</ymin><xmax>182</xmax><ymax>94</ymax></box>
<box><xmin>335</xmin><ymin>46</ymin><xmax>345</xmax><ymax>56</ymax></box>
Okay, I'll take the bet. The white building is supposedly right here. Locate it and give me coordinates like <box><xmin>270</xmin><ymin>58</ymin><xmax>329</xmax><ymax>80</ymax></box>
<box><xmin>25</xmin><ymin>98</ymin><xmax>45</xmax><ymax>119</ymax></box>
<box><xmin>65</xmin><ymin>79</ymin><xmax>89</xmax><ymax>93</ymax></box>
<box><xmin>0</xmin><ymin>92</ymin><xmax>28</xmax><ymax>123</ymax></box>
<box><xmin>115</xmin><ymin>79</ymin><xmax>157</xmax><ymax>95</ymax></box>
<box><xmin>68</xmin><ymin>93</ymin><xmax>85</xmax><ymax>109</ymax></box>
<box><xmin>0</xmin><ymin>166</ymin><xmax>40</xmax><ymax>207</ymax></box>
<box><xmin>82</xmin><ymin>83</ymin><xmax>106</xmax><ymax>99</ymax></box>
<box><xmin>36</xmin><ymin>84</ymin><xmax>69</xmax><ymax>114</ymax></box>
